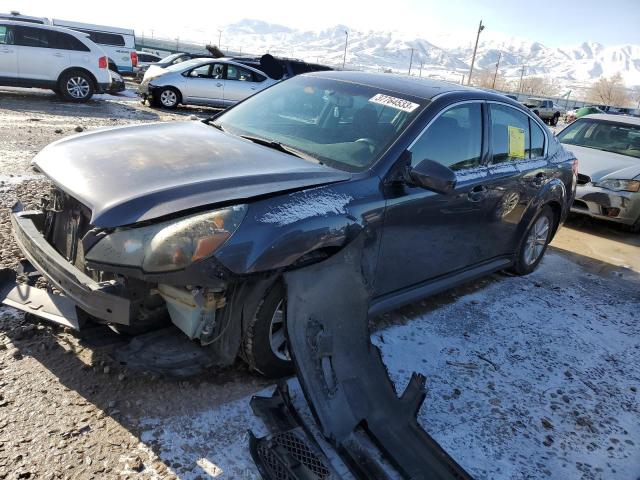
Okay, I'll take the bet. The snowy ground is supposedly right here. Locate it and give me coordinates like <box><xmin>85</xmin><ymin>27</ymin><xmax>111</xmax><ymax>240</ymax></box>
<box><xmin>136</xmin><ymin>252</ymin><xmax>639</xmax><ymax>480</ymax></box>
<box><xmin>0</xmin><ymin>85</ymin><xmax>638</xmax><ymax>479</ymax></box>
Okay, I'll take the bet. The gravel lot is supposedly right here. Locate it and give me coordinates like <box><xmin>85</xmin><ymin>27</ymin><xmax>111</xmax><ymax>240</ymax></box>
<box><xmin>0</xmin><ymin>87</ymin><xmax>638</xmax><ymax>479</ymax></box>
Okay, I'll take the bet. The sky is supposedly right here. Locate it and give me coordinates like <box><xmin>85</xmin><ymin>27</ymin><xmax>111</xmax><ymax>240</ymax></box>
<box><xmin>2</xmin><ymin>0</ymin><xmax>639</xmax><ymax>47</ymax></box>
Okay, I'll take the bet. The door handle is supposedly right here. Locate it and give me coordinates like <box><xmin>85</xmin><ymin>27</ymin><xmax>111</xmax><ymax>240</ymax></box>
<box><xmin>250</xmin><ymin>86</ymin><xmax>257</xmax><ymax>90</ymax></box>
<box><xmin>52</xmin><ymin>52</ymin><xmax>64</xmax><ymax>57</ymax></box>
<box><xmin>467</xmin><ymin>185</ymin><xmax>488</xmax><ymax>202</ymax></box>
<box><xmin>216</xmin><ymin>82</ymin><xmax>223</xmax><ymax>87</ymax></box>
<box><xmin>0</xmin><ymin>48</ymin><xmax>12</xmax><ymax>53</ymax></box>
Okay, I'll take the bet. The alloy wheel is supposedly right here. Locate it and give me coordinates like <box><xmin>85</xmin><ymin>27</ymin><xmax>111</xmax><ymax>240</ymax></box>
<box><xmin>268</xmin><ymin>300</ymin><xmax>290</xmax><ymax>361</ymax></box>
<box><xmin>66</xmin><ymin>77</ymin><xmax>90</xmax><ymax>99</ymax></box>
<box><xmin>524</xmin><ymin>216</ymin><xmax>550</xmax><ymax>266</ymax></box>
<box><xmin>160</xmin><ymin>90</ymin><xmax>177</xmax><ymax>107</ymax></box>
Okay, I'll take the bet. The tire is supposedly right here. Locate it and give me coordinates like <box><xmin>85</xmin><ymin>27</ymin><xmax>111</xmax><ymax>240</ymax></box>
<box><xmin>550</xmin><ymin>114</ymin><xmax>559</xmax><ymax>126</ymax></box>
<box><xmin>58</xmin><ymin>70</ymin><xmax>94</xmax><ymax>102</ymax></box>
<box><xmin>156</xmin><ymin>87</ymin><xmax>180</xmax><ymax>109</ymax></box>
<box><xmin>243</xmin><ymin>282</ymin><xmax>294</xmax><ymax>378</ymax></box>
<box><xmin>509</xmin><ymin>206</ymin><xmax>555</xmax><ymax>276</ymax></box>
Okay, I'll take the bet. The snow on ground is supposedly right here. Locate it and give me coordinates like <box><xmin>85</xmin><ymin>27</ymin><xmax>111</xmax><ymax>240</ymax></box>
<box><xmin>138</xmin><ymin>251</ymin><xmax>639</xmax><ymax>479</ymax></box>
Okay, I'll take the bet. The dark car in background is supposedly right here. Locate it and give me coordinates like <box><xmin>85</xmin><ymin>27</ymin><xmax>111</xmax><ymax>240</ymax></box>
<box><xmin>1</xmin><ymin>72</ymin><xmax>576</xmax><ymax>377</ymax></box>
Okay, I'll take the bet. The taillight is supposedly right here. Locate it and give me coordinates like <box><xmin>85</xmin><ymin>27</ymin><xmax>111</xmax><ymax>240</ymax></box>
<box><xmin>98</xmin><ymin>56</ymin><xmax>107</xmax><ymax>69</ymax></box>
<box><xmin>572</xmin><ymin>158</ymin><xmax>579</xmax><ymax>176</ymax></box>
<box><xmin>130</xmin><ymin>51</ymin><xmax>138</xmax><ymax>68</ymax></box>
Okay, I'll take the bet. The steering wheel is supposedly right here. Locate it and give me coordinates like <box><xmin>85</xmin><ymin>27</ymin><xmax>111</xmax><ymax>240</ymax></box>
<box><xmin>355</xmin><ymin>138</ymin><xmax>377</xmax><ymax>153</ymax></box>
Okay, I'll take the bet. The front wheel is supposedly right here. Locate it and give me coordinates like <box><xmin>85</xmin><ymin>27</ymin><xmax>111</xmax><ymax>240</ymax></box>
<box><xmin>156</xmin><ymin>87</ymin><xmax>180</xmax><ymax>109</ymax></box>
<box><xmin>242</xmin><ymin>283</ymin><xmax>293</xmax><ymax>378</ymax></box>
<box><xmin>549</xmin><ymin>115</ymin><xmax>559</xmax><ymax>126</ymax></box>
<box><xmin>58</xmin><ymin>70</ymin><xmax>94</xmax><ymax>102</ymax></box>
<box><xmin>509</xmin><ymin>206</ymin><xmax>555</xmax><ymax>275</ymax></box>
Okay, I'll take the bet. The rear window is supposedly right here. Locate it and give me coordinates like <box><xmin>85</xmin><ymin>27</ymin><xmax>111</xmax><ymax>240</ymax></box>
<box><xmin>75</xmin><ymin>29</ymin><xmax>125</xmax><ymax>47</ymax></box>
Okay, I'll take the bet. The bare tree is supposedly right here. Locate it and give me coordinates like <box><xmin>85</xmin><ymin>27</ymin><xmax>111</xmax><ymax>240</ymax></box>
<box><xmin>470</xmin><ymin>69</ymin><xmax>509</xmax><ymax>90</ymax></box>
<box><xmin>587</xmin><ymin>73</ymin><xmax>630</xmax><ymax>107</ymax></box>
<box><xmin>518</xmin><ymin>76</ymin><xmax>561</xmax><ymax>97</ymax></box>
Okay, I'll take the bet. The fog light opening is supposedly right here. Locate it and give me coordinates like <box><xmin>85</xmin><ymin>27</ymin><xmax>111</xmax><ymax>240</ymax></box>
<box><xmin>602</xmin><ymin>207</ymin><xmax>620</xmax><ymax>218</ymax></box>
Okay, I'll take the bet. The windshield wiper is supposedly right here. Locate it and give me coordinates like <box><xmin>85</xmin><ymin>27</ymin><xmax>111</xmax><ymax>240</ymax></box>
<box><xmin>209</xmin><ymin>122</ymin><xmax>225</xmax><ymax>132</ymax></box>
<box><xmin>239</xmin><ymin>135</ymin><xmax>321</xmax><ymax>163</ymax></box>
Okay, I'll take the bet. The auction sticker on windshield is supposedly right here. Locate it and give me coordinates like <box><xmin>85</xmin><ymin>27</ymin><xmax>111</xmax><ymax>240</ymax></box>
<box><xmin>369</xmin><ymin>94</ymin><xmax>420</xmax><ymax>112</ymax></box>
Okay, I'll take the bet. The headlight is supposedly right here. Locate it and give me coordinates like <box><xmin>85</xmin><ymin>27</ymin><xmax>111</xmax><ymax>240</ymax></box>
<box><xmin>86</xmin><ymin>205</ymin><xmax>247</xmax><ymax>272</ymax></box>
<box><xmin>593</xmin><ymin>179</ymin><xmax>640</xmax><ymax>192</ymax></box>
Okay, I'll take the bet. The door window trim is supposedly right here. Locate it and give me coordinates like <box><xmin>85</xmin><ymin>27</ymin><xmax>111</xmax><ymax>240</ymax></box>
<box><xmin>487</xmin><ymin>100</ymin><xmax>549</xmax><ymax>159</ymax></box>
<box><xmin>406</xmin><ymin>99</ymin><xmax>488</xmax><ymax>171</ymax></box>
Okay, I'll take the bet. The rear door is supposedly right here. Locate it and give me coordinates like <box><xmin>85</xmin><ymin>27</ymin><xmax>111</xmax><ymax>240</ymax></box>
<box><xmin>14</xmin><ymin>26</ymin><xmax>69</xmax><ymax>81</ymax></box>
<box><xmin>222</xmin><ymin>64</ymin><xmax>263</xmax><ymax>105</ymax></box>
<box><xmin>375</xmin><ymin>101</ymin><xmax>491</xmax><ymax>296</ymax></box>
<box><xmin>0</xmin><ymin>24</ymin><xmax>17</xmax><ymax>78</ymax></box>
<box><xmin>182</xmin><ymin>62</ymin><xmax>225</xmax><ymax>106</ymax></box>
<box><xmin>481</xmin><ymin>102</ymin><xmax>550</xmax><ymax>257</ymax></box>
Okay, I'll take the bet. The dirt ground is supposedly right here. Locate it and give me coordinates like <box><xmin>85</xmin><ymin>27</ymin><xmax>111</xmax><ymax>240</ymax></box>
<box><xmin>0</xmin><ymin>87</ymin><xmax>638</xmax><ymax>479</ymax></box>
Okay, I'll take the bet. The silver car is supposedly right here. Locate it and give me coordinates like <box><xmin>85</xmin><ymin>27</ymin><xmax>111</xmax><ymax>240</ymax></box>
<box><xmin>557</xmin><ymin>114</ymin><xmax>640</xmax><ymax>231</ymax></box>
<box><xmin>138</xmin><ymin>57</ymin><xmax>277</xmax><ymax>109</ymax></box>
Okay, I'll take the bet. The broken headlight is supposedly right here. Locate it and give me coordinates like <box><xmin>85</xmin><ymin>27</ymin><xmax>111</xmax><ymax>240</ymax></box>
<box><xmin>85</xmin><ymin>205</ymin><xmax>247</xmax><ymax>272</ymax></box>
<box><xmin>593</xmin><ymin>179</ymin><xmax>640</xmax><ymax>192</ymax></box>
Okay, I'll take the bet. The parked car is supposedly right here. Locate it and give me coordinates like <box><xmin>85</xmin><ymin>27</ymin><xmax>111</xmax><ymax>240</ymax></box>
<box><xmin>565</xmin><ymin>105</ymin><xmax>604</xmax><ymax>123</ymax></box>
<box><xmin>523</xmin><ymin>98</ymin><xmax>566</xmax><ymax>126</ymax></box>
<box><xmin>133</xmin><ymin>50</ymin><xmax>162</xmax><ymax>77</ymax></box>
<box><xmin>138</xmin><ymin>57</ymin><xmax>277</xmax><ymax>109</ymax></box>
<box><xmin>557</xmin><ymin>113</ymin><xmax>640</xmax><ymax>231</ymax></box>
<box><xmin>107</xmin><ymin>69</ymin><xmax>125</xmax><ymax>93</ymax></box>
<box><xmin>0</xmin><ymin>20</ymin><xmax>112</xmax><ymax>101</ymax></box>
<box><xmin>1</xmin><ymin>72</ymin><xmax>576</xmax><ymax>377</ymax></box>
<box><xmin>142</xmin><ymin>52</ymin><xmax>208</xmax><ymax>81</ymax></box>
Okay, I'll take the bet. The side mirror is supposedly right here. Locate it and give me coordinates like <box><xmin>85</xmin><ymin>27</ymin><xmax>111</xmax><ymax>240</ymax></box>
<box><xmin>408</xmin><ymin>159</ymin><xmax>457</xmax><ymax>194</ymax></box>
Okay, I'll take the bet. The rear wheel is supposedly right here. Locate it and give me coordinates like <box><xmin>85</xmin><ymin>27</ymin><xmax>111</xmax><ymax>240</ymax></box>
<box><xmin>550</xmin><ymin>114</ymin><xmax>559</xmax><ymax>126</ymax></box>
<box><xmin>509</xmin><ymin>206</ymin><xmax>555</xmax><ymax>275</ymax></box>
<box><xmin>58</xmin><ymin>70</ymin><xmax>94</xmax><ymax>102</ymax></box>
<box><xmin>243</xmin><ymin>282</ymin><xmax>293</xmax><ymax>378</ymax></box>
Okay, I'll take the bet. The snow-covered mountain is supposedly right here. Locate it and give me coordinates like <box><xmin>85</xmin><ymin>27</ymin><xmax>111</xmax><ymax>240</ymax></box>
<box><xmin>214</xmin><ymin>19</ymin><xmax>640</xmax><ymax>87</ymax></box>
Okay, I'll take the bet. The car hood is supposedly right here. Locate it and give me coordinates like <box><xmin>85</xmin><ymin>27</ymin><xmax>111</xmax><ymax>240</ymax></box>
<box><xmin>561</xmin><ymin>144</ymin><xmax>640</xmax><ymax>181</ymax></box>
<box><xmin>33</xmin><ymin>121</ymin><xmax>350</xmax><ymax>228</ymax></box>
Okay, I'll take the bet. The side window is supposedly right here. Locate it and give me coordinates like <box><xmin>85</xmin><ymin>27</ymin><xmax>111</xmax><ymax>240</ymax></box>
<box><xmin>76</xmin><ymin>29</ymin><xmax>125</xmax><ymax>47</ymax></box>
<box><xmin>0</xmin><ymin>25</ymin><xmax>11</xmax><ymax>45</ymax></box>
<box><xmin>226</xmin><ymin>65</ymin><xmax>254</xmax><ymax>82</ymax></box>
<box><xmin>530</xmin><ymin>119</ymin><xmax>545</xmax><ymax>157</ymax></box>
<box><xmin>490</xmin><ymin>104</ymin><xmax>530</xmax><ymax>163</ymax></box>
<box><xmin>253</xmin><ymin>71</ymin><xmax>266</xmax><ymax>82</ymax></box>
<box><xmin>189</xmin><ymin>64</ymin><xmax>211</xmax><ymax>78</ymax></box>
<box><xmin>14</xmin><ymin>26</ymin><xmax>48</xmax><ymax>47</ymax></box>
<box><xmin>211</xmin><ymin>63</ymin><xmax>224</xmax><ymax>79</ymax></box>
<box><xmin>409</xmin><ymin>103</ymin><xmax>483</xmax><ymax>171</ymax></box>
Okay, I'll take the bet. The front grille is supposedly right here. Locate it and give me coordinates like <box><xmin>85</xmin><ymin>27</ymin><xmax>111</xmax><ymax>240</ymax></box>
<box><xmin>255</xmin><ymin>431</ymin><xmax>331</xmax><ymax>480</ymax></box>
<box><xmin>577</xmin><ymin>173</ymin><xmax>591</xmax><ymax>185</ymax></box>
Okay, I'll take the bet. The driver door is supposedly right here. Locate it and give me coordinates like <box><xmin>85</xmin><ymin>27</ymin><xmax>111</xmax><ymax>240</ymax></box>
<box><xmin>375</xmin><ymin>102</ymin><xmax>492</xmax><ymax>296</ymax></box>
<box><xmin>182</xmin><ymin>62</ymin><xmax>225</xmax><ymax>106</ymax></box>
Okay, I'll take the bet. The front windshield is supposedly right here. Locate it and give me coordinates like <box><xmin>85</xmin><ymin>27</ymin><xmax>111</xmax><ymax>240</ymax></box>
<box><xmin>557</xmin><ymin>118</ymin><xmax>640</xmax><ymax>160</ymax></box>
<box><xmin>214</xmin><ymin>76</ymin><xmax>425</xmax><ymax>172</ymax></box>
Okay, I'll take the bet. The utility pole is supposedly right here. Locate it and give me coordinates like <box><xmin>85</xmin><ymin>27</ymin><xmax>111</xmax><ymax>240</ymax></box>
<box><xmin>408</xmin><ymin>48</ymin><xmax>414</xmax><ymax>75</ymax></box>
<box><xmin>342</xmin><ymin>30</ymin><xmax>349</xmax><ymax>70</ymax></box>
<box><xmin>492</xmin><ymin>51</ymin><xmax>502</xmax><ymax>89</ymax></box>
<box><xmin>467</xmin><ymin>20</ymin><xmax>485</xmax><ymax>85</ymax></box>
<box><xmin>461</xmin><ymin>74</ymin><xmax>465</xmax><ymax>85</ymax></box>
<box><xmin>218</xmin><ymin>29</ymin><xmax>223</xmax><ymax>48</ymax></box>
<box><xmin>518</xmin><ymin>64</ymin><xmax>525</xmax><ymax>93</ymax></box>
<box><xmin>419</xmin><ymin>61</ymin><xmax>423</xmax><ymax>77</ymax></box>
<box><xmin>175</xmin><ymin>37</ymin><xmax>179</xmax><ymax>51</ymax></box>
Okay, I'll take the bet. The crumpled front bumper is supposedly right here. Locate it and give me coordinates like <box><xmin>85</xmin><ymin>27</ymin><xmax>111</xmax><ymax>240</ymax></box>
<box><xmin>0</xmin><ymin>211</ymin><xmax>131</xmax><ymax>329</ymax></box>
<box><xmin>571</xmin><ymin>184</ymin><xmax>640</xmax><ymax>225</ymax></box>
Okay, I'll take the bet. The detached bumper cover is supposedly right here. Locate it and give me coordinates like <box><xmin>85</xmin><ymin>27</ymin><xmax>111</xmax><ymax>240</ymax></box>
<box><xmin>571</xmin><ymin>185</ymin><xmax>640</xmax><ymax>225</ymax></box>
<box><xmin>1</xmin><ymin>211</ymin><xmax>131</xmax><ymax>327</ymax></box>
<box><xmin>284</xmin><ymin>236</ymin><xmax>472</xmax><ymax>480</ymax></box>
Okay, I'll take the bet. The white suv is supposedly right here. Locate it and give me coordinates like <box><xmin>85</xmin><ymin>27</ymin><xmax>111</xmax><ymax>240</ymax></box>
<box><xmin>0</xmin><ymin>20</ymin><xmax>111</xmax><ymax>101</ymax></box>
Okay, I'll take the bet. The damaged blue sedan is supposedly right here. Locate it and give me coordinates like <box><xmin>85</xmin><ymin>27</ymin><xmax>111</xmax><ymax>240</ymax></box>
<box><xmin>0</xmin><ymin>71</ymin><xmax>577</xmax><ymax>377</ymax></box>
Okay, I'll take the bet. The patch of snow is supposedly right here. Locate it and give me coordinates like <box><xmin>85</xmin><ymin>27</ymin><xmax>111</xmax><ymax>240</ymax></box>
<box><xmin>456</xmin><ymin>167</ymin><xmax>488</xmax><ymax>182</ymax></box>
<box><xmin>259</xmin><ymin>191</ymin><xmax>353</xmax><ymax>226</ymax></box>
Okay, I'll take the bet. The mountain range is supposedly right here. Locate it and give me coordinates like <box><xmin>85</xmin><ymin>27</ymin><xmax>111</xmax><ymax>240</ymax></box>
<box><xmin>209</xmin><ymin>19</ymin><xmax>640</xmax><ymax>90</ymax></box>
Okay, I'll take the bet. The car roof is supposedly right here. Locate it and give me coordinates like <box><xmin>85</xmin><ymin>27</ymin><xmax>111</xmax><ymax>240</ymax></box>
<box><xmin>0</xmin><ymin>19</ymin><xmax>88</xmax><ymax>36</ymax></box>
<box><xmin>301</xmin><ymin>70</ymin><xmax>480</xmax><ymax>100</ymax></box>
<box><xmin>581</xmin><ymin>113</ymin><xmax>640</xmax><ymax>126</ymax></box>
